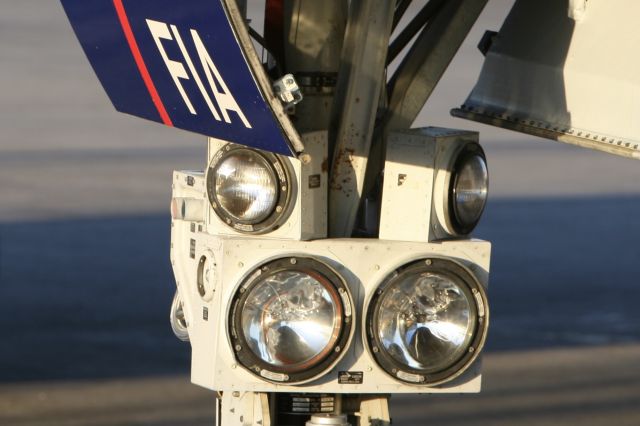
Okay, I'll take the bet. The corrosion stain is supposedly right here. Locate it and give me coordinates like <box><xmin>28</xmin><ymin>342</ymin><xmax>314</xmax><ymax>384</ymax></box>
<box><xmin>330</xmin><ymin>147</ymin><xmax>357</xmax><ymax>195</ymax></box>
<box><xmin>321</xmin><ymin>157</ymin><xmax>329</xmax><ymax>173</ymax></box>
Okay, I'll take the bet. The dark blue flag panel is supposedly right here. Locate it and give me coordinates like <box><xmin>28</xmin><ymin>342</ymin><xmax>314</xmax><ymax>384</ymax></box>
<box><xmin>61</xmin><ymin>0</ymin><xmax>296</xmax><ymax>155</ymax></box>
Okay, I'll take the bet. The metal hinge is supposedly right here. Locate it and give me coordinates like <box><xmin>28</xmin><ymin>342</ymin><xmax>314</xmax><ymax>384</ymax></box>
<box><xmin>273</xmin><ymin>74</ymin><xmax>303</xmax><ymax>110</ymax></box>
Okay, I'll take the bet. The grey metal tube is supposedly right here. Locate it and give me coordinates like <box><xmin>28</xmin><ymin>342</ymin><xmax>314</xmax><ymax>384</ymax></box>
<box><xmin>328</xmin><ymin>0</ymin><xmax>395</xmax><ymax>238</ymax></box>
<box><xmin>282</xmin><ymin>0</ymin><xmax>347</xmax><ymax>133</ymax></box>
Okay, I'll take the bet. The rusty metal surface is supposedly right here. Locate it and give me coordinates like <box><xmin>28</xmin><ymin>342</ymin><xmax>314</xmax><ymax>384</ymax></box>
<box><xmin>328</xmin><ymin>0</ymin><xmax>395</xmax><ymax>237</ymax></box>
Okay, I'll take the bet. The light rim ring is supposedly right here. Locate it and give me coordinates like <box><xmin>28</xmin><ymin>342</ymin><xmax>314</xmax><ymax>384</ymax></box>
<box><xmin>448</xmin><ymin>143</ymin><xmax>488</xmax><ymax>235</ymax></box>
<box><xmin>366</xmin><ymin>257</ymin><xmax>489</xmax><ymax>386</ymax></box>
<box><xmin>206</xmin><ymin>144</ymin><xmax>292</xmax><ymax>234</ymax></box>
<box><xmin>229</xmin><ymin>256</ymin><xmax>354</xmax><ymax>384</ymax></box>
<box><xmin>169</xmin><ymin>290</ymin><xmax>190</xmax><ymax>342</ymax></box>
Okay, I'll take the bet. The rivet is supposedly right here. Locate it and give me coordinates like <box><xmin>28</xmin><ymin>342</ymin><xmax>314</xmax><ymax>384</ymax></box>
<box><xmin>290</xmin><ymin>258</ymin><xmax>297</xmax><ymax>265</ymax></box>
<box><xmin>300</xmin><ymin>154</ymin><xmax>312</xmax><ymax>164</ymax></box>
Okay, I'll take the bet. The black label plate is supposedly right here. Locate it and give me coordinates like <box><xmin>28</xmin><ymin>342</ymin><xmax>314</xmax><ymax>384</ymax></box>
<box><xmin>338</xmin><ymin>371</ymin><xmax>363</xmax><ymax>384</ymax></box>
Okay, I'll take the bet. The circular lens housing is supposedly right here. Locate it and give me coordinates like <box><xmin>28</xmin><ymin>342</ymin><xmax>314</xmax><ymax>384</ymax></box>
<box><xmin>366</xmin><ymin>258</ymin><xmax>488</xmax><ymax>386</ymax></box>
<box><xmin>170</xmin><ymin>291</ymin><xmax>189</xmax><ymax>342</ymax></box>
<box><xmin>449</xmin><ymin>144</ymin><xmax>488</xmax><ymax>235</ymax></box>
<box><xmin>207</xmin><ymin>145</ymin><xmax>291</xmax><ymax>233</ymax></box>
<box><xmin>229</xmin><ymin>257</ymin><xmax>353</xmax><ymax>384</ymax></box>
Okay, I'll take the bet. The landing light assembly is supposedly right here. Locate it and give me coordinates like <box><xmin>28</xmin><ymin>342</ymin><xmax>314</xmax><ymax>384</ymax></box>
<box><xmin>207</xmin><ymin>144</ymin><xmax>292</xmax><ymax>234</ymax></box>
<box><xmin>229</xmin><ymin>256</ymin><xmax>354</xmax><ymax>384</ymax></box>
<box><xmin>366</xmin><ymin>258</ymin><xmax>488</xmax><ymax>386</ymax></box>
<box><xmin>170</xmin><ymin>128</ymin><xmax>491</xmax><ymax>394</ymax></box>
<box><xmin>381</xmin><ymin>128</ymin><xmax>488</xmax><ymax>242</ymax></box>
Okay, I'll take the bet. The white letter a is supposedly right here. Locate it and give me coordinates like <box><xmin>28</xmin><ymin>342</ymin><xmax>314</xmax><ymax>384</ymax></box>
<box><xmin>191</xmin><ymin>29</ymin><xmax>252</xmax><ymax>129</ymax></box>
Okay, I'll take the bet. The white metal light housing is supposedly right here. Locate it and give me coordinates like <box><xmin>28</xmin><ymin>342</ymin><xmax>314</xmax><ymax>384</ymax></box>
<box><xmin>171</xmin><ymin>232</ymin><xmax>489</xmax><ymax>393</ymax></box>
<box><xmin>366</xmin><ymin>257</ymin><xmax>488</xmax><ymax>386</ymax></box>
<box><xmin>229</xmin><ymin>256</ymin><xmax>354</xmax><ymax>384</ymax></box>
<box><xmin>380</xmin><ymin>127</ymin><xmax>488</xmax><ymax>242</ymax></box>
<box><xmin>207</xmin><ymin>144</ymin><xmax>292</xmax><ymax>234</ymax></box>
<box><xmin>205</xmin><ymin>132</ymin><xmax>328</xmax><ymax>241</ymax></box>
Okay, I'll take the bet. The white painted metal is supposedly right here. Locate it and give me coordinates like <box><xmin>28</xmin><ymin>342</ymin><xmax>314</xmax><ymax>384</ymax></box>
<box><xmin>218</xmin><ymin>391</ymin><xmax>271</xmax><ymax>426</ymax></box>
<box><xmin>455</xmin><ymin>0</ymin><xmax>640</xmax><ymax>160</ymax></box>
<box><xmin>379</xmin><ymin>127</ymin><xmax>479</xmax><ymax>242</ymax></box>
<box><xmin>568</xmin><ymin>0</ymin><xmax>588</xmax><ymax>21</ymax></box>
<box><xmin>204</xmin><ymin>131</ymin><xmax>328</xmax><ymax>240</ymax></box>
<box><xmin>171</xmin><ymin>170</ymin><xmax>207</xmax><ymax>222</ymax></box>
<box><xmin>170</xmin><ymin>231</ymin><xmax>489</xmax><ymax>394</ymax></box>
<box><xmin>171</xmin><ymin>197</ymin><xmax>205</xmax><ymax>222</ymax></box>
<box><xmin>328</xmin><ymin>0</ymin><xmax>395</xmax><ymax>238</ymax></box>
<box><xmin>357</xmin><ymin>397</ymin><xmax>390</xmax><ymax>426</ymax></box>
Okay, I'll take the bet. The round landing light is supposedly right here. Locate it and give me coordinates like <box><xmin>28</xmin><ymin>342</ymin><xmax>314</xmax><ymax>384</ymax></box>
<box><xmin>366</xmin><ymin>258</ymin><xmax>488</xmax><ymax>386</ymax></box>
<box><xmin>207</xmin><ymin>145</ymin><xmax>291</xmax><ymax>233</ymax></box>
<box><xmin>229</xmin><ymin>257</ymin><xmax>353</xmax><ymax>384</ymax></box>
<box><xmin>169</xmin><ymin>290</ymin><xmax>189</xmax><ymax>342</ymax></box>
<box><xmin>449</xmin><ymin>143</ymin><xmax>488</xmax><ymax>235</ymax></box>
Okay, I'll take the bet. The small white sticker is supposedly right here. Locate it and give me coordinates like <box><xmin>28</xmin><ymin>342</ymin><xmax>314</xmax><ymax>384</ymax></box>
<box><xmin>397</xmin><ymin>371</ymin><xmax>425</xmax><ymax>383</ymax></box>
<box><xmin>260</xmin><ymin>369</ymin><xmax>288</xmax><ymax>382</ymax></box>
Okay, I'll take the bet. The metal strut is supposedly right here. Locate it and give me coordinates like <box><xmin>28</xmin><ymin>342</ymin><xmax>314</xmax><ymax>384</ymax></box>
<box><xmin>362</xmin><ymin>0</ymin><xmax>489</xmax><ymax>231</ymax></box>
<box><xmin>328</xmin><ymin>0</ymin><xmax>396</xmax><ymax>238</ymax></box>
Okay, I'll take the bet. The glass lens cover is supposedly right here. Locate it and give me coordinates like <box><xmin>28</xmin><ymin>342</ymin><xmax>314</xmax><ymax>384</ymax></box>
<box><xmin>376</xmin><ymin>272</ymin><xmax>475</xmax><ymax>373</ymax></box>
<box><xmin>240</xmin><ymin>270</ymin><xmax>342</xmax><ymax>371</ymax></box>
<box><xmin>453</xmin><ymin>154</ymin><xmax>488</xmax><ymax>230</ymax></box>
<box><xmin>214</xmin><ymin>150</ymin><xmax>278</xmax><ymax>223</ymax></box>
